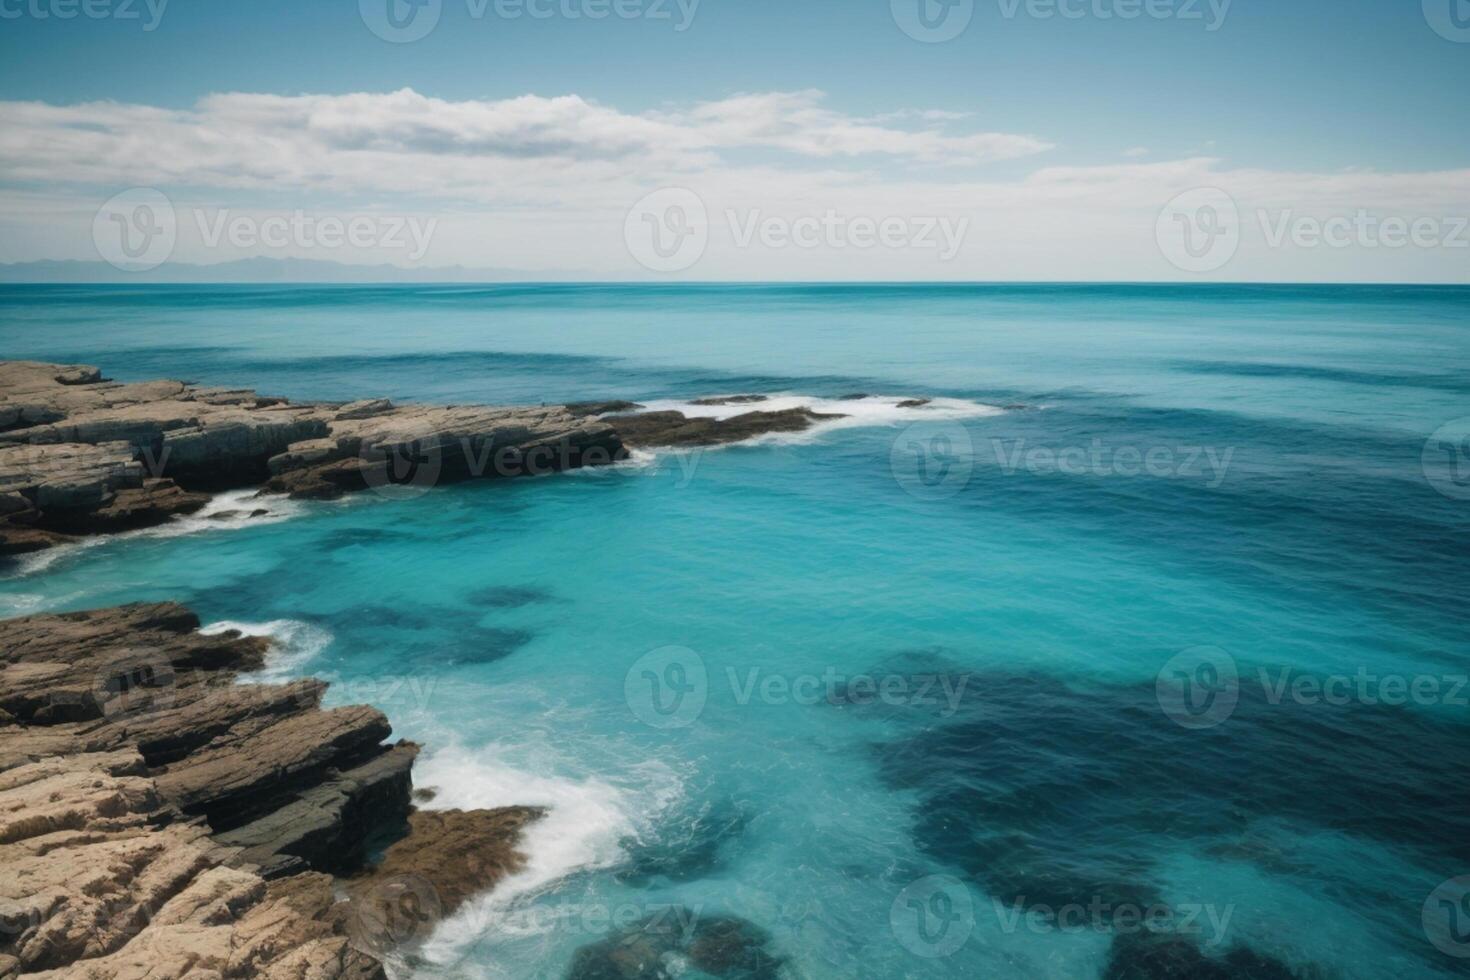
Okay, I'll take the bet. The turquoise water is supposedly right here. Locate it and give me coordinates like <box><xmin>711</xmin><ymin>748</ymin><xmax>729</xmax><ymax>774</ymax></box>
<box><xmin>1</xmin><ymin>283</ymin><xmax>1468</xmax><ymax>979</ymax></box>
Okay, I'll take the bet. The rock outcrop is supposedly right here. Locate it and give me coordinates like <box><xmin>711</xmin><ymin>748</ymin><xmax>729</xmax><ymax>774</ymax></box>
<box><xmin>604</xmin><ymin>408</ymin><xmax>844</xmax><ymax>448</ymax></box>
<box><xmin>0</xmin><ymin>603</ymin><xmax>540</xmax><ymax>979</ymax></box>
<box><xmin>263</xmin><ymin>401</ymin><xmax>625</xmax><ymax>500</ymax></box>
<box><xmin>0</xmin><ymin>361</ymin><xmax>626</xmax><ymax>555</ymax></box>
<box><xmin>689</xmin><ymin>395</ymin><xmax>769</xmax><ymax>407</ymax></box>
<box><xmin>0</xmin><ymin>749</ymin><xmax>388</xmax><ymax>980</ymax></box>
<box><xmin>564</xmin><ymin>401</ymin><xmax>644</xmax><ymax>418</ymax></box>
<box><xmin>4</xmin><ymin>362</ymin><xmax>963</xmax><ymax>554</ymax></box>
<box><xmin>350</xmin><ymin>808</ymin><xmax>541</xmax><ymax>912</ymax></box>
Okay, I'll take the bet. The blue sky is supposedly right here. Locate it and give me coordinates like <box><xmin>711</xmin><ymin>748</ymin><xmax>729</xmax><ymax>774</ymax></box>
<box><xmin>1</xmin><ymin>0</ymin><xmax>1467</xmax><ymax>280</ymax></box>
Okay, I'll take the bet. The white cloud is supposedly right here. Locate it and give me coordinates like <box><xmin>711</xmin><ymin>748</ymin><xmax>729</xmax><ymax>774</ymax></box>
<box><xmin>657</xmin><ymin>91</ymin><xmax>1040</xmax><ymax>164</ymax></box>
<box><xmin>0</xmin><ymin>88</ymin><xmax>1052</xmax><ymax>205</ymax></box>
<box><xmin>0</xmin><ymin>90</ymin><xmax>1466</xmax><ymax>281</ymax></box>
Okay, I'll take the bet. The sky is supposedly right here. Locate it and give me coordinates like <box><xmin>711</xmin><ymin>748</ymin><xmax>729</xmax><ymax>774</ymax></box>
<box><xmin>0</xmin><ymin>0</ymin><xmax>1467</xmax><ymax>281</ymax></box>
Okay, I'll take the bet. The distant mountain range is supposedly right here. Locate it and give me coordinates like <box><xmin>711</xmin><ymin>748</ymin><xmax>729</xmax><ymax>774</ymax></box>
<box><xmin>0</xmin><ymin>257</ymin><xmax>594</xmax><ymax>283</ymax></box>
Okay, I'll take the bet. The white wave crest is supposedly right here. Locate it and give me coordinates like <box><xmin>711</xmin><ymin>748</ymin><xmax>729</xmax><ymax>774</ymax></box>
<box><xmin>0</xmin><ymin>592</ymin><xmax>49</xmax><ymax>616</ymax></box>
<box><xmin>3</xmin><ymin>539</ymin><xmax>105</xmax><ymax>578</ymax></box>
<box><xmin>1</xmin><ymin>489</ymin><xmax>304</xmax><ymax>581</ymax></box>
<box><xmin>564</xmin><ymin>446</ymin><xmax>660</xmax><ymax>477</ymax></box>
<box><xmin>134</xmin><ymin>489</ymin><xmax>304</xmax><ymax>540</ymax></box>
<box><xmin>411</xmin><ymin>742</ymin><xmax>683</xmax><ymax>971</ymax></box>
<box><xmin>199</xmin><ymin>618</ymin><xmax>334</xmax><ymax>682</ymax></box>
<box><xmin>635</xmin><ymin>393</ymin><xmax>1005</xmax><ymax>447</ymax></box>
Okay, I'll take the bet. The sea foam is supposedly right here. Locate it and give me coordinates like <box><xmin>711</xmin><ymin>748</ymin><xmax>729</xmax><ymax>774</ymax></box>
<box><xmin>411</xmin><ymin>742</ymin><xmax>683</xmax><ymax>969</ymax></box>
<box><xmin>139</xmin><ymin>489</ymin><xmax>304</xmax><ymax>539</ymax></box>
<box><xmin>636</xmin><ymin>393</ymin><xmax>1005</xmax><ymax>447</ymax></box>
<box><xmin>199</xmin><ymin>617</ymin><xmax>335</xmax><ymax>682</ymax></box>
<box><xmin>565</xmin><ymin>446</ymin><xmax>660</xmax><ymax>477</ymax></box>
<box><xmin>1</xmin><ymin>489</ymin><xmax>305</xmax><ymax>581</ymax></box>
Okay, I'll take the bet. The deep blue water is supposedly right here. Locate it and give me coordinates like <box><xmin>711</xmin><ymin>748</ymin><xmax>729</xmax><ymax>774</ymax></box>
<box><xmin>1</xmin><ymin>283</ymin><xmax>1467</xmax><ymax>979</ymax></box>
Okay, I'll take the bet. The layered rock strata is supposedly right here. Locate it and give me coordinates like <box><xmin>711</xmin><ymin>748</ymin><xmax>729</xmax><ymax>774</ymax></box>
<box><xmin>602</xmin><ymin>408</ymin><xmax>843</xmax><ymax>448</ymax></box>
<box><xmin>0</xmin><ymin>602</ymin><xmax>539</xmax><ymax>978</ymax></box>
<box><xmin>0</xmin><ymin>362</ymin><xmax>904</xmax><ymax>557</ymax></box>
<box><xmin>0</xmin><ymin>361</ymin><xmax>627</xmax><ymax>556</ymax></box>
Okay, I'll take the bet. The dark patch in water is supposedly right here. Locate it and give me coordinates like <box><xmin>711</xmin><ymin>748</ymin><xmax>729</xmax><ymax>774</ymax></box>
<box><xmin>193</xmin><ymin>576</ymin><xmax>288</xmax><ymax>615</ymax></box>
<box><xmin>615</xmin><ymin>799</ymin><xmax>753</xmax><ymax>885</ymax></box>
<box><xmin>941</xmin><ymin>399</ymin><xmax>1470</xmax><ymax>638</ymax></box>
<box><xmin>466</xmin><ymin>584</ymin><xmax>557</xmax><ymax>608</ymax></box>
<box><xmin>824</xmin><ymin>647</ymin><xmax>975</xmax><ymax>720</ymax></box>
<box><xmin>402</xmin><ymin>626</ymin><xmax>533</xmax><ymax>666</ymax></box>
<box><xmin>565</xmin><ymin>908</ymin><xmax>783</xmax><ymax>980</ymax></box>
<box><xmin>1102</xmin><ymin>932</ymin><xmax>1315</xmax><ymax>980</ymax></box>
<box><xmin>1172</xmin><ymin>359</ymin><xmax>1470</xmax><ymax>395</ymax></box>
<box><xmin>871</xmin><ymin>669</ymin><xmax>1468</xmax><ymax>968</ymax></box>
<box><xmin>315</xmin><ymin>526</ymin><xmax>420</xmax><ymax>550</ymax></box>
<box><xmin>323</xmin><ymin>603</ymin><xmax>442</xmax><ymax>632</ymax></box>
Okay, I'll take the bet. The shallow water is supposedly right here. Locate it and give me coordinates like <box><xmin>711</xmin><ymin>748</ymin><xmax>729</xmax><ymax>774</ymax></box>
<box><xmin>2</xmin><ymin>283</ymin><xmax>1467</xmax><ymax>979</ymax></box>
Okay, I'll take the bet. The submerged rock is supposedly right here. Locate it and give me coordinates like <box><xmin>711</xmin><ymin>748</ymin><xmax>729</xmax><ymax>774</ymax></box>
<box><xmin>615</xmin><ymin>798</ymin><xmax>752</xmax><ymax>885</ymax></box>
<box><xmin>1102</xmin><ymin>932</ymin><xmax>1309</xmax><ymax>980</ymax></box>
<box><xmin>873</xmin><ymin>667</ymin><xmax>1467</xmax><ymax>978</ymax></box>
<box><xmin>397</xmin><ymin>626</ymin><xmax>534</xmax><ymax>667</ymax></box>
<box><xmin>467</xmin><ymin>584</ymin><xmax>557</xmax><ymax>608</ymax></box>
<box><xmin>565</xmin><ymin>908</ymin><xmax>783</xmax><ymax>980</ymax></box>
<box><xmin>686</xmin><ymin>917</ymin><xmax>784</xmax><ymax>978</ymax></box>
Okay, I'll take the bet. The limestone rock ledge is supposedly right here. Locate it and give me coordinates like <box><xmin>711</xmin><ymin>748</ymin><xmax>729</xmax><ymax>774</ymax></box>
<box><xmin>0</xmin><ymin>361</ymin><xmax>888</xmax><ymax>558</ymax></box>
<box><xmin>0</xmin><ymin>360</ymin><xmax>626</xmax><ymax>557</ymax></box>
<box><xmin>602</xmin><ymin>407</ymin><xmax>844</xmax><ymax>448</ymax></box>
<box><xmin>0</xmin><ymin>603</ymin><xmax>541</xmax><ymax>979</ymax></box>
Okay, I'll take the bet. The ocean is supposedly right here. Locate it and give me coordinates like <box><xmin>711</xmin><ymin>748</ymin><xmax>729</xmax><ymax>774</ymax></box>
<box><xmin>1</xmin><ymin>282</ymin><xmax>1467</xmax><ymax>979</ymax></box>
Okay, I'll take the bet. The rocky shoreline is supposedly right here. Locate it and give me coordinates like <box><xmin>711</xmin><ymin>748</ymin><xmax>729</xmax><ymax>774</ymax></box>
<box><xmin>0</xmin><ymin>360</ymin><xmax>1261</xmax><ymax>980</ymax></box>
<box><xmin>0</xmin><ymin>362</ymin><xmax>955</xmax><ymax>978</ymax></box>
<box><xmin>0</xmin><ymin>598</ymin><xmax>793</xmax><ymax>978</ymax></box>
<box><xmin>0</xmin><ymin>361</ymin><xmax>876</xmax><ymax>559</ymax></box>
<box><xmin>0</xmin><ymin>360</ymin><xmax>632</xmax><ymax>558</ymax></box>
<box><xmin>0</xmin><ymin>601</ymin><xmax>537</xmax><ymax>978</ymax></box>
